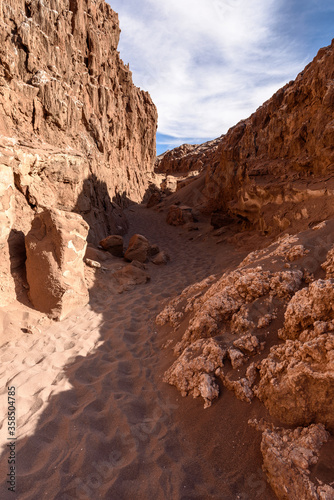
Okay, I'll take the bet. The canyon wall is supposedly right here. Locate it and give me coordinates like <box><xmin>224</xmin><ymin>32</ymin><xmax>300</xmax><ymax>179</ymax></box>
<box><xmin>158</xmin><ymin>41</ymin><xmax>334</xmax><ymax>235</ymax></box>
<box><xmin>0</xmin><ymin>0</ymin><xmax>158</xmax><ymax>253</ymax></box>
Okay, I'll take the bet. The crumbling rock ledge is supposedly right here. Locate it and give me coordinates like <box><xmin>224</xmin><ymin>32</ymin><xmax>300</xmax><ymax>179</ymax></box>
<box><xmin>250</xmin><ymin>420</ymin><xmax>334</xmax><ymax>500</ymax></box>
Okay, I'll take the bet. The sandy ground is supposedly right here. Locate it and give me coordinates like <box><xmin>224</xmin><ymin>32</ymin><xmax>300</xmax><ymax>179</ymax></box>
<box><xmin>0</xmin><ymin>204</ymin><xmax>277</xmax><ymax>500</ymax></box>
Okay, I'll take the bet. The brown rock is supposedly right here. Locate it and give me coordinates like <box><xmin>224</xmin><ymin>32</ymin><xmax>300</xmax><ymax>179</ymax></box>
<box><xmin>151</xmin><ymin>251</ymin><xmax>170</xmax><ymax>265</ymax></box>
<box><xmin>251</xmin><ymin>420</ymin><xmax>334</xmax><ymax>500</ymax></box>
<box><xmin>124</xmin><ymin>234</ymin><xmax>150</xmax><ymax>263</ymax></box>
<box><xmin>166</xmin><ymin>205</ymin><xmax>194</xmax><ymax>226</ymax></box>
<box><xmin>0</xmin><ymin>0</ymin><xmax>157</xmax><ymax>299</ymax></box>
<box><xmin>0</xmin><ymin>163</ymin><xmax>16</xmax><ymax>305</ymax></box>
<box><xmin>280</xmin><ymin>279</ymin><xmax>334</xmax><ymax>340</ymax></box>
<box><xmin>85</xmin><ymin>245</ymin><xmax>109</xmax><ymax>262</ymax></box>
<box><xmin>99</xmin><ymin>235</ymin><xmax>124</xmax><ymax>257</ymax></box>
<box><xmin>158</xmin><ymin>42</ymin><xmax>334</xmax><ymax>235</ymax></box>
<box><xmin>148</xmin><ymin>244</ymin><xmax>160</xmax><ymax>257</ymax></box>
<box><xmin>25</xmin><ymin>208</ymin><xmax>89</xmax><ymax>320</ymax></box>
<box><xmin>163</xmin><ymin>338</ymin><xmax>227</xmax><ymax>408</ymax></box>
<box><xmin>113</xmin><ymin>263</ymin><xmax>150</xmax><ymax>292</ymax></box>
<box><xmin>255</xmin><ymin>333</ymin><xmax>334</xmax><ymax>431</ymax></box>
<box><xmin>155</xmin><ymin>138</ymin><xmax>222</xmax><ymax>175</ymax></box>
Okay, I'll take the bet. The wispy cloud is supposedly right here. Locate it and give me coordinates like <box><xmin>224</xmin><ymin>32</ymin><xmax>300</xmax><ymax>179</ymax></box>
<box><xmin>108</xmin><ymin>0</ymin><xmax>334</xmax><ymax>152</ymax></box>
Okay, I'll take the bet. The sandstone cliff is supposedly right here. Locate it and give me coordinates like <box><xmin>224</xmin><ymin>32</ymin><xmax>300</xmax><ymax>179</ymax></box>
<box><xmin>157</xmin><ymin>41</ymin><xmax>334</xmax><ymax>235</ymax></box>
<box><xmin>0</xmin><ymin>0</ymin><xmax>157</xmax><ymax>239</ymax></box>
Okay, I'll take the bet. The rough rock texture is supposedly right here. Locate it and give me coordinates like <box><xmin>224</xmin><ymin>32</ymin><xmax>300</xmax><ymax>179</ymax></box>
<box><xmin>280</xmin><ymin>279</ymin><xmax>334</xmax><ymax>340</ymax></box>
<box><xmin>255</xmin><ymin>334</ymin><xmax>334</xmax><ymax>431</ymax></box>
<box><xmin>166</xmin><ymin>205</ymin><xmax>195</xmax><ymax>226</ymax></box>
<box><xmin>158</xmin><ymin>220</ymin><xmax>334</xmax><ymax>413</ymax></box>
<box><xmin>155</xmin><ymin>137</ymin><xmax>222</xmax><ymax>175</ymax></box>
<box><xmin>0</xmin><ymin>0</ymin><xmax>157</xmax><ymax>296</ymax></box>
<box><xmin>322</xmin><ymin>248</ymin><xmax>334</xmax><ymax>278</ymax></box>
<box><xmin>251</xmin><ymin>421</ymin><xmax>334</xmax><ymax>500</ymax></box>
<box><xmin>0</xmin><ymin>162</ymin><xmax>16</xmax><ymax>305</ymax></box>
<box><xmin>159</xmin><ymin>41</ymin><xmax>334</xmax><ymax>235</ymax></box>
<box><xmin>124</xmin><ymin>234</ymin><xmax>150</xmax><ymax>263</ymax></box>
<box><xmin>163</xmin><ymin>338</ymin><xmax>226</xmax><ymax>408</ymax></box>
<box><xmin>99</xmin><ymin>234</ymin><xmax>124</xmax><ymax>257</ymax></box>
<box><xmin>25</xmin><ymin>208</ymin><xmax>89</xmax><ymax>319</ymax></box>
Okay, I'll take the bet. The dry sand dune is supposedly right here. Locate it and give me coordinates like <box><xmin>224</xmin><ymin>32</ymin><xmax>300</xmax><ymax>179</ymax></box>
<box><xmin>0</xmin><ymin>204</ymin><xmax>279</xmax><ymax>499</ymax></box>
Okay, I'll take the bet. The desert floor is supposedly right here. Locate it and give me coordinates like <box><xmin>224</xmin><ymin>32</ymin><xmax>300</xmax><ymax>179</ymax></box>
<box><xmin>0</xmin><ymin>203</ymin><xmax>278</xmax><ymax>500</ymax></box>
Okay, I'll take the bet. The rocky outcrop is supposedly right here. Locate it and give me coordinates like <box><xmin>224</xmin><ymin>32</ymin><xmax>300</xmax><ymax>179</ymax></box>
<box><xmin>0</xmin><ymin>0</ymin><xmax>157</xmax><ymax>303</ymax></box>
<box><xmin>25</xmin><ymin>208</ymin><xmax>89</xmax><ymax>320</ymax></box>
<box><xmin>204</xmin><ymin>41</ymin><xmax>334</xmax><ymax>222</ymax></box>
<box><xmin>157</xmin><ymin>219</ymin><xmax>334</xmax><ymax>495</ymax></box>
<box><xmin>163</xmin><ymin>338</ymin><xmax>226</xmax><ymax>409</ymax></box>
<box><xmin>160</xmin><ymin>41</ymin><xmax>334</xmax><ymax>235</ymax></box>
<box><xmin>155</xmin><ymin>137</ymin><xmax>222</xmax><ymax>175</ymax></box>
<box><xmin>255</xmin><ymin>333</ymin><xmax>334</xmax><ymax>431</ymax></box>
<box><xmin>251</xmin><ymin>421</ymin><xmax>334</xmax><ymax>500</ymax></box>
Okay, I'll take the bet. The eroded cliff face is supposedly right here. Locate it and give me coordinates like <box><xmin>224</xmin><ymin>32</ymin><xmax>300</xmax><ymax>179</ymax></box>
<box><xmin>0</xmin><ymin>0</ymin><xmax>157</xmax><ymax>251</ymax></box>
<box><xmin>157</xmin><ymin>40</ymin><xmax>334</xmax><ymax>235</ymax></box>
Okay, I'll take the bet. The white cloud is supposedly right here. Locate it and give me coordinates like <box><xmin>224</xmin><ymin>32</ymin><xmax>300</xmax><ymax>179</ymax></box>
<box><xmin>107</xmin><ymin>0</ymin><xmax>331</xmax><ymax>147</ymax></box>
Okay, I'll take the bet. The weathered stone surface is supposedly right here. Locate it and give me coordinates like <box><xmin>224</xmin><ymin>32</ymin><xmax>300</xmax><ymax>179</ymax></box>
<box><xmin>0</xmin><ymin>0</ymin><xmax>158</xmax><ymax>302</ymax></box>
<box><xmin>85</xmin><ymin>244</ymin><xmax>109</xmax><ymax>262</ymax></box>
<box><xmin>0</xmin><ymin>162</ymin><xmax>16</xmax><ymax>305</ymax></box>
<box><xmin>99</xmin><ymin>235</ymin><xmax>124</xmax><ymax>257</ymax></box>
<box><xmin>322</xmin><ymin>247</ymin><xmax>334</xmax><ymax>278</ymax></box>
<box><xmin>163</xmin><ymin>338</ymin><xmax>226</xmax><ymax>408</ymax></box>
<box><xmin>251</xmin><ymin>420</ymin><xmax>334</xmax><ymax>500</ymax></box>
<box><xmin>166</xmin><ymin>205</ymin><xmax>194</xmax><ymax>226</ymax></box>
<box><xmin>280</xmin><ymin>279</ymin><xmax>334</xmax><ymax>340</ymax></box>
<box><xmin>113</xmin><ymin>262</ymin><xmax>150</xmax><ymax>293</ymax></box>
<box><xmin>151</xmin><ymin>251</ymin><xmax>170</xmax><ymax>265</ymax></box>
<box><xmin>255</xmin><ymin>333</ymin><xmax>334</xmax><ymax>431</ymax></box>
<box><xmin>160</xmin><ymin>42</ymin><xmax>334</xmax><ymax>235</ymax></box>
<box><xmin>25</xmin><ymin>208</ymin><xmax>89</xmax><ymax>320</ymax></box>
<box><xmin>155</xmin><ymin>137</ymin><xmax>222</xmax><ymax>175</ymax></box>
<box><xmin>124</xmin><ymin>234</ymin><xmax>150</xmax><ymax>263</ymax></box>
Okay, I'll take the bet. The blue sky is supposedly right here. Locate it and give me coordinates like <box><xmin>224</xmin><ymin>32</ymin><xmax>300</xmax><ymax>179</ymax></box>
<box><xmin>107</xmin><ymin>1</ymin><xmax>334</xmax><ymax>155</ymax></box>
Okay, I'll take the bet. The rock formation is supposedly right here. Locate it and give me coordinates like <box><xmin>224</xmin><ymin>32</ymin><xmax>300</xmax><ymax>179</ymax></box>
<box><xmin>156</xmin><ymin>40</ymin><xmax>334</xmax><ymax>236</ymax></box>
<box><xmin>155</xmin><ymin>137</ymin><xmax>222</xmax><ymax>175</ymax></box>
<box><xmin>0</xmin><ymin>0</ymin><xmax>157</xmax><ymax>305</ymax></box>
<box><xmin>251</xmin><ymin>420</ymin><xmax>334</xmax><ymax>500</ymax></box>
<box><xmin>157</xmin><ymin>219</ymin><xmax>334</xmax><ymax>497</ymax></box>
<box><xmin>25</xmin><ymin>208</ymin><xmax>89</xmax><ymax>319</ymax></box>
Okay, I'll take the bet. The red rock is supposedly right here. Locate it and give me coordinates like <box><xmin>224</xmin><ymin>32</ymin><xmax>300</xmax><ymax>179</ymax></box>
<box><xmin>25</xmin><ymin>208</ymin><xmax>89</xmax><ymax>320</ymax></box>
<box><xmin>99</xmin><ymin>235</ymin><xmax>124</xmax><ymax>257</ymax></box>
<box><xmin>124</xmin><ymin>234</ymin><xmax>150</xmax><ymax>263</ymax></box>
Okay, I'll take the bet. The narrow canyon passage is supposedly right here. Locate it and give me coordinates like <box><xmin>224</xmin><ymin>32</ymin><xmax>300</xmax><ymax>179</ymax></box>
<box><xmin>0</xmin><ymin>204</ymin><xmax>276</xmax><ymax>500</ymax></box>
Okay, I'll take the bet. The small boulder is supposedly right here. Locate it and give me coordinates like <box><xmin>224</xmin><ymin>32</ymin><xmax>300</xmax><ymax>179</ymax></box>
<box><xmin>166</xmin><ymin>205</ymin><xmax>194</xmax><ymax>226</ymax></box>
<box><xmin>148</xmin><ymin>244</ymin><xmax>160</xmax><ymax>257</ymax></box>
<box><xmin>113</xmin><ymin>263</ymin><xmax>150</xmax><ymax>292</ymax></box>
<box><xmin>146</xmin><ymin>190</ymin><xmax>162</xmax><ymax>208</ymax></box>
<box><xmin>124</xmin><ymin>234</ymin><xmax>149</xmax><ymax>263</ymax></box>
<box><xmin>85</xmin><ymin>245</ymin><xmax>109</xmax><ymax>262</ymax></box>
<box><xmin>99</xmin><ymin>235</ymin><xmax>124</xmax><ymax>257</ymax></box>
<box><xmin>151</xmin><ymin>251</ymin><xmax>170</xmax><ymax>265</ymax></box>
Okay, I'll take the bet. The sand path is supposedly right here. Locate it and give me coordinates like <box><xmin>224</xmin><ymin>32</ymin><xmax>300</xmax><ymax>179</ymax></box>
<box><xmin>0</xmin><ymin>204</ymin><xmax>276</xmax><ymax>499</ymax></box>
